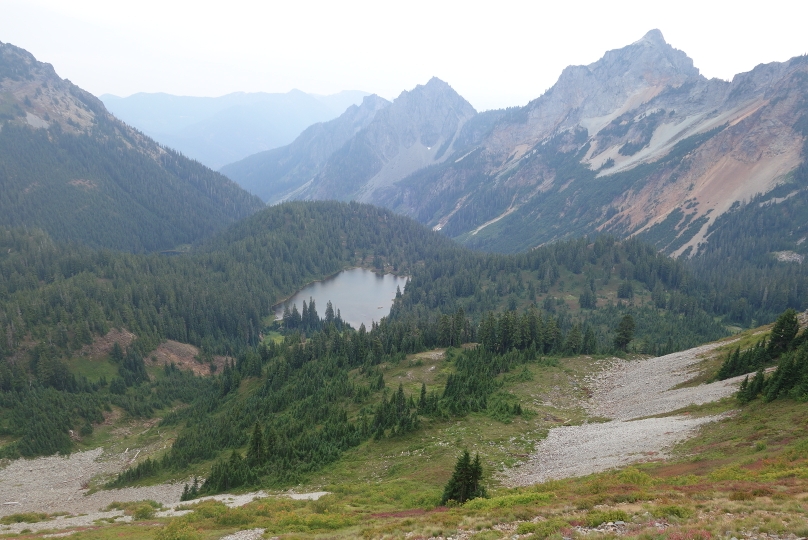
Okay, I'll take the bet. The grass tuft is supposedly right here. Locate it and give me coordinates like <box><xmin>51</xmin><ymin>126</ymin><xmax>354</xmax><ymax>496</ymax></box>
<box><xmin>0</xmin><ymin>512</ymin><xmax>49</xmax><ymax>524</ymax></box>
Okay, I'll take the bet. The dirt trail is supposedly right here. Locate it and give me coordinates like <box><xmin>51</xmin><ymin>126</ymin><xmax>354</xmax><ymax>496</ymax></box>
<box><xmin>504</xmin><ymin>340</ymin><xmax>742</xmax><ymax>486</ymax></box>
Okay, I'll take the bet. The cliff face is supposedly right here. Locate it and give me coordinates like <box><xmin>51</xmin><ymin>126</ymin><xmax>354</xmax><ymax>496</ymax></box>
<box><xmin>378</xmin><ymin>31</ymin><xmax>808</xmax><ymax>254</ymax></box>
<box><xmin>306</xmin><ymin>77</ymin><xmax>477</xmax><ymax>202</ymax></box>
<box><xmin>223</xmin><ymin>31</ymin><xmax>808</xmax><ymax>255</ymax></box>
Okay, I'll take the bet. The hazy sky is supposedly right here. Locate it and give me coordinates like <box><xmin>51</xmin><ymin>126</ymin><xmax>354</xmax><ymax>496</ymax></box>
<box><xmin>2</xmin><ymin>0</ymin><xmax>806</xmax><ymax>111</ymax></box>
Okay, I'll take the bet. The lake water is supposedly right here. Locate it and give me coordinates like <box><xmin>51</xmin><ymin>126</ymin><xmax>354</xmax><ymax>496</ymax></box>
<box><xmin>275</xmin><ymin>268</ymin><xmax>409</xmax><ymax>329</ymax></box>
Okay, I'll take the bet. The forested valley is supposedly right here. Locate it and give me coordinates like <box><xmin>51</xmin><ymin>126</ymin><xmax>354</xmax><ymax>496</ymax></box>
<box><xmin>2</xmin><ymin>198</ymin><xmax>806</xmax><ymax>494</ymax></box>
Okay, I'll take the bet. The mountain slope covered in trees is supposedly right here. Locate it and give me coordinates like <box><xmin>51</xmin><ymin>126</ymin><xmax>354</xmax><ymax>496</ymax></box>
<box><xmin>0</xmin><ymin>41</ymin><xmax>265</xmax><ymax>252</ymax></box>
<box><xmin>0</xmin><ymin>200</ymin><xmax>733</xmax><ymax>464</ymax></box>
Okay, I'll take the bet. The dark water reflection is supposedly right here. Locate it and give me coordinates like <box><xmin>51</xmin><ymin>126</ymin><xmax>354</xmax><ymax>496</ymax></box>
<box><xmin>275</xmin><ymin>268</ymin><xmax>409</xmax><ymax>329</ymax></box>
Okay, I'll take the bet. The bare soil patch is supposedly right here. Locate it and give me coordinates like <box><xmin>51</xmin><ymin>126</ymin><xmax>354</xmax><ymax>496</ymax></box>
<box><xmin>151</xmin><ymin>340</ymin><xmax>229</xmax><ymax>376</ymax></box>
<box><xmin>78</xmin><ymin>329</ymin><xmax>135</xmax><ymax>359</ymax></box>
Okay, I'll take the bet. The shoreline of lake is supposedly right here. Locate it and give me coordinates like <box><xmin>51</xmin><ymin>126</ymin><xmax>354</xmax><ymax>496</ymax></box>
<box><xmin>271</xmin><ymin>267</ymin><xmax>409</xmax><ymax>329</ymax></box>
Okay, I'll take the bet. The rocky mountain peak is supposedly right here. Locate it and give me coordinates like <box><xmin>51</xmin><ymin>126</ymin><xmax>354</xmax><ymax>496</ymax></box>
<box><xmin>516</xmin><ymin>30</ymin><xmax>702</xmax><ymax>141</ymax></box>
<box><xmin>636</xmin><ymin>28</ymin><xmax>666</xmax><ymax>46</ymax></box>
<box><xmin>376</xmin><ymin>77</ymin><xmax>476</xmax><ymax>150</ymax></box>
<box><xmin>395</xmin><ymin>77</ymin><xmax>475</xmax><ymax>115</ymax></box>
<box><xmin>602</xmin><ymin>28</ymin><xmax>699</xmax><ymax>82</ymax></box>
<box><xmin>357</xmin><ymin>93</ymin><xmax>390</xmax><ymax>112</ymax></box>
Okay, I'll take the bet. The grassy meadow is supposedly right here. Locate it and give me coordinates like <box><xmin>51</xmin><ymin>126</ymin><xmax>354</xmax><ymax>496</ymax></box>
<box><xmin>5</xmin><ymin>323</ymin><xmax>808</xmax><ymax>539</ymax></box>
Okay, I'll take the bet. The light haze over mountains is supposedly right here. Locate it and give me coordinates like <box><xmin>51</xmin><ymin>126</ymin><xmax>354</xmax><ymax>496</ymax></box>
<box><xmin>222</xmin><ymin>30</ymin><xmax>808</xmax><ymax>256</ymax></box>
<box><xmin>101</xmin><ymin>90</ymin><xmax>369</xmax><ymax>169</ymax></box>
<box><xmin>3</xmin><ymin>27</ymin><xmax>807</xmax><ymax>267</ymax></box>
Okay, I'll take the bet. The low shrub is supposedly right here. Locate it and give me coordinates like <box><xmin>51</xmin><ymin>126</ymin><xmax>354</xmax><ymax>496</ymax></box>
<box><xmin>651</xmin><ymin>505</ymin><xmax>693</xmax><ymax>519</ymax></box>
<box><xmin>619</xmin><ymin>467</ymin><xmax>653</xmax><ymax>486</ymax></box>
<box><xmin>586</xmin><ymin>509</ymin><xmax>629</xmax><ymax>527</ymax></box>
<box><xmin>154</xmin><ymin>520</ymin><xmax>202</xmax><ymax>540</ymax></box>
<box><xmin>0</xmin><ymin>512</ymin><xmax>48</xmax><ymax>524</ymax></box>
<box><xmin>106</xmin><ymin>499</ymin><xmax>162</xmax><ymax>520</ymax></box>
<box><xmin>516</xmin><ymin>518</ymin><xmax>567</xmax><ymax>538</ymax></box>
<box><xmin>464</xmin><ymin>491</ymin><xmax>554</xmax><ymax>510</ymax></box>
<box><xmin>708</xmin><ymin>466</ymin><xmax>747</xmax><ymax>481</ymax></box>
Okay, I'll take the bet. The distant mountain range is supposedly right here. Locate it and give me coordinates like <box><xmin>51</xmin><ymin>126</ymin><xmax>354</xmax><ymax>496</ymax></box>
<box><xmin>0</xmin><ymin>41</ymin><xmax>265</xmax><ymax>251</ymax></box>
<box><xmin>4</xmin><ymin>31</ymin><xmax>807</xmax><ymax>268</ymax></box>
<box><xmin>101</xmin><ymin>90</ymin><xmax>369</xmax><ymax>169</ymax></box>
<box><xmin>222</xmin><ymin>78</ymin><xmax>477</xmax><ymax>204</ymax></box>
<box><xmin>222</xmin><ymin>30</ymin><xmax>808</xmax><ymax>257</ymax></box>
<box><xmin>220</xmin><ymin>94</ymin><xmax>391</xmax><ymax>203</ymax></box>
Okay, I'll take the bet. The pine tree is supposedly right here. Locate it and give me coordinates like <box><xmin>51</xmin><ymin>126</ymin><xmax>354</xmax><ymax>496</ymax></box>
<box><xmin>201</xmin><ymin>451</ymin><xmax>257</xmax><ymax>493</ymax></box>
<box><xmin>180</xmin><ymin>476</ymin><xmax>200</xmax><ymax>501</ymax></box>
<box><xmin>245</xmin><ymin>422</ymin><xmax>265</xmax><ymax>467</ymax></box>
<box><xmin>565</xmin><ymin>324</ymin><xmax>582</xmax><ymax>355</ymax></box>
<box><xmin>110</xmin><ymin>342</ymin><xmax>124</xmax><ymax>363</ymax></box>
<box><xmin>308</xmin><ymin>297</ymin><xmax>318</xmax><ymax>327</ymax></box>
<box><xmin>441</xmin><ymin>450</ymin><xmax>486</xmax><ymax>504</ymax></box>
<box><xmin>613</xmin><ymin>314</ymin><xmax>635</xmax><ymax>352</ymax></box>
<box><xmin>418</xmin><ymin>383</ymin><xmax>427</xmax><ymax>412</ymax></box>
<box><xmin>582</xmin><ymin>325</ymin><xmax>597</xmax><ymax>354</ymax></box>
<box><xmin>769</xmin><ymin>308</ymin><xmax>799</xmax><ymax>356</ymax></box>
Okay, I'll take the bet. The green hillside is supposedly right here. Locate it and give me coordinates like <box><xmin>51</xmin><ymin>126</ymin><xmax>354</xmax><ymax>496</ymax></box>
<box><xmin>2</xmin><ymin>201</ymin><xmax>808</xmax><ymax>539</ymax></box>
<box><xmin>0</xmin><ymin>41</ymin><xmax>265</xmax><ymax>252</ymax></box>
<box><xmin>0</xmin><ymin>201</ymin><xmax>729</xmax><ymax>465</ymax></box>
<box><xmin>0</xmin><ymin>122</ymin><xmax>265</xmax><ymax>252</ymax></box>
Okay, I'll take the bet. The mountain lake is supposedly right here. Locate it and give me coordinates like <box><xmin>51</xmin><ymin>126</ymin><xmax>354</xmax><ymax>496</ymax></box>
<box><xmin>274</xmin><ymin>268</ymin><xmax>408</xmax><ymax>329</ymax></box>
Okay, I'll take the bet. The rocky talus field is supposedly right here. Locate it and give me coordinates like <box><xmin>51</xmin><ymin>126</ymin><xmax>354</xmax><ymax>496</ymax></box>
<box><xmin>504</xmin><ymin>341</ymin><xmax>743</xmax><ymax>486</ymax></box>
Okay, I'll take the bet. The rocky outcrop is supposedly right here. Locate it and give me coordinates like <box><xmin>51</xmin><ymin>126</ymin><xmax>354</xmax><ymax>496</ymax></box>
<box><xmin>0</xmin><ymin>41</ymin><xmax>107</xmax><ymax>133</ymax></box>
<box><xmin>224</xmin><ymin>77</ymin><xmax>476</xmax><ymax>203</ymax></box>
<box><xmin>382</xmin><ymin>31</ymin><xmax>808</xmax><ymax>254</ymax></box>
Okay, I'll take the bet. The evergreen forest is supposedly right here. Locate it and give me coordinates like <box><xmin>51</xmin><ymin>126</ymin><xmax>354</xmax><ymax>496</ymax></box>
<box><xmin>1</xmin><ymin>199</ymin><xmax>805</xmax><ymax>494</ymax></box>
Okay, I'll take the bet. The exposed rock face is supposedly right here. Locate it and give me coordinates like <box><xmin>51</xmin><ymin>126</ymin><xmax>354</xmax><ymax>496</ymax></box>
<box><xmin>308</xmin><ymin>77</ymin><xmax>476</xmax><ymax>202</ymax></box>
<box><xmin>221</xmin><ymin>94</ymin><xmax>390</xmax><ymax>203</ymax></box>
<box><xmin>0</xmin><ymin>41</ymin><xmax>106</xmax><ymax>133</ymax></box>
<box><xmin>383</xmin><ymin>30</ymin><xmax>808</xmax><ymax>254</ymax></box>
<box><xmin>224</xmin><ymin>77</ymin><xmax>476</xmax><ymax>203</ymax></box>
<box><xmin>225</xmin><ymin>30</ymin><xmax>808</xmax><ymax>255</ymax></box>
<box><xmin>490</xmin><ymin>29</ymin><xmax>702</xmax><ymax>154</ymax></box>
